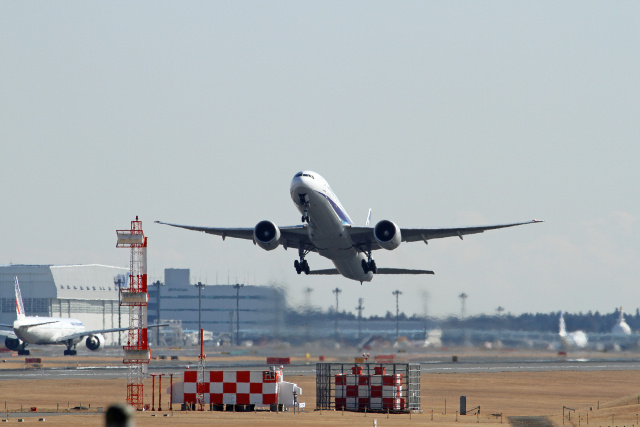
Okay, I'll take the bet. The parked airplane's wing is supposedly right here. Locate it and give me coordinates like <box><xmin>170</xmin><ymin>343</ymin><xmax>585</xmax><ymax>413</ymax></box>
<box><xmin>56</xmin><ymin>324</ymin><xmax>169</xmax><ymax>343</ymax></box>
<box><xmin>155</xmin><ymin>221</ymin><xmax>315</xmax><ymax>251</ymax></box>
<box><xmin>349</xmin><ymin>219</ymin><xmax>543</xmax><ymax>250</ymax></box>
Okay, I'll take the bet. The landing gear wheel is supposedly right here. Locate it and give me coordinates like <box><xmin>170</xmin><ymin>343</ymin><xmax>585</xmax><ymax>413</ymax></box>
<box><xmin>369</xmin><ymin>260</ymin><xmax>377</xmax><ymax>274</ymax></box>
<box><xmin>294</xmin><ymin>260</ymin><xmax>302</xmax><ymax>274</ymax></box>
<box><xmin>362</xmin><ymin>259</ymin><xmax>369</xmax><ymax>274</ymax></box>
<box><xmin>302</xmin><ymin>260</ymin><xmax>310</xmax><ymax>275</ymax></box>
<box><xmin>361</xmin><ymin>259</ymin><xmax>377</xmax><ymax>274</ymax></box>
<box><xmin>18</xmin><ymin>349</ymin><xmax>30</xmax><ymax>356</ymax></box>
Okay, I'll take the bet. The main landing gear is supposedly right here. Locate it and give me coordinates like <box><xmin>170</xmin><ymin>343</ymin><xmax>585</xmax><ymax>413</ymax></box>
<box><xmin>63</xmin><ymin>340</ymin><xmax>77</xmax><ymax>356</ymax></box>
<box><xmin>294</xmin><ymin>247</ymin><xmax>311</xmax><ymax>275</ymax></box>
<box><xmin>361</xmin><ymin>250</ymin><xmax>377</xmax><ymax>274</ymax></box>
<box><xmin>17</xmin><ymin>343</ymin><xmax>29</xmax><ymax>356</ymax></box>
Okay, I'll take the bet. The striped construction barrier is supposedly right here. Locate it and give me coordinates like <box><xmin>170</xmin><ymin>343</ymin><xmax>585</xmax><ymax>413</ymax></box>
<box><xmin>335</xmin><ymin>366</ymin><xmax>405</xmax><ymax>411</ymax></box>
<box><xmin>180</xmin><ymin>367</ymin><xmax>301</xmax><ymax>408</ymax></box>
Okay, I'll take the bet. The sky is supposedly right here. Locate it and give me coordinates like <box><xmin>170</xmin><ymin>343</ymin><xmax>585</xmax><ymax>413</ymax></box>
<box><xmin>1</xmin><ymin>2</ymin><xmax>638</xmax><ymax>319</ymax></box>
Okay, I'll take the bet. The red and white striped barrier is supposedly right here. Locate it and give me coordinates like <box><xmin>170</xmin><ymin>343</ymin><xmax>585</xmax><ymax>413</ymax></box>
<box><xmin>335</xmin><ymin>366</ymin><xmax>405</xmax><ymax>411</ymax></box>
<box><xmin>180</xmin><ymin>367</ymin><xmax>301</xmax><ymax>408</ymax></box>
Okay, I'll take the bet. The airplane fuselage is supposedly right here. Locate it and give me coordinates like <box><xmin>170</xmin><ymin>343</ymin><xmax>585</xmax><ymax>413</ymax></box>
<box><xmin>13</xmin><ymin>317</ymin><xmax>84</xmax><ymax>345</ymax></box>
<box><xmin>290</xmin><ymin>172</ymin><xmax>374</xmax><ymax>282</ymax></box>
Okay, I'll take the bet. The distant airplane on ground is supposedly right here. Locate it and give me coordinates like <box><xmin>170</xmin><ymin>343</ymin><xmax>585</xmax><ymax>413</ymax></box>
<box><xmin>0</xmin><ymin>277</ymin><xmax>160</xmax><ymax>356</ymax></box>
<box><xmin>611</xmin><ymin>307</ymin><xmax>632</xmax><ymax>335</ymax></box>
<box><xmin>559</xmin><ymin>311</ymin><xmax>588</xmax><ymax>350</ymax></box>
<box><xmin>156</xmin><ymin>171</ymin><xmax>543</xmax><ymax>283</ymax></box>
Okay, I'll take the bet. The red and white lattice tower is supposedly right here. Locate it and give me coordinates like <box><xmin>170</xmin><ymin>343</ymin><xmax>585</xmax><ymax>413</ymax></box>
<box><xmin>116</xmin><ymin>216</ymin><xmax>150</xmax><ymax>410</ymax></box>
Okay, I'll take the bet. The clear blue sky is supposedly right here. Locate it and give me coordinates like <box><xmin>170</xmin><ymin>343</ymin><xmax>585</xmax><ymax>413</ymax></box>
<box><xmin>1</xmin><ymin>2</ymin><xmax>638</xmax><ymax>318</ymax></box>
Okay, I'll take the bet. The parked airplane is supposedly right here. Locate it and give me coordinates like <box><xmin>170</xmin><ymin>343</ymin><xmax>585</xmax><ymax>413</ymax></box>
<box><xmin>156</xmin><ymin>171</ymin><xmax>543</xmax><ymax>283</ymax></box>
<box><xmin>0</xmin><ymin>277</ymin><xmax>159</xmax><ymax>356</ymax></box>
<box><xmin>558</xmin><ymin>311</ymin><xmax>588</xmax><ymax>350</ymax></box>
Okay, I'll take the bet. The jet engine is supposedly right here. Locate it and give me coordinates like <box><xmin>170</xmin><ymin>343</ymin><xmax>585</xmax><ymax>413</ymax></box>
<box><xmin>85</xmin><ymin>334</ymin><xmax>105</xmax><ymax>351</ymax></box>
<box><xmin>4</xmin><ymin>337</ymin><xmax>22</xmax><ymax>351</ymax></box>
<box><xmin>374</xmin><ymin>220</ymin><xmax>402</xmax><ymax>250</ymax></box>
<box><xmin>253</xmin><ymin>220</ymin><xmax>281</xmax><ymax>250</ymax></box>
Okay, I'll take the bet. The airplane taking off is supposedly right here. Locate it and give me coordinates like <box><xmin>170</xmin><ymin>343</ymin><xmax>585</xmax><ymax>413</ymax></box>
<box><xmin>156</xmin><ymin>171</ymin><xmax>542</xmax><ymax>283</ymax></box>
<box><xmin>0</xmin><ymin>277</ymin><xmax>159</xmax><ymax>356</ymax></box>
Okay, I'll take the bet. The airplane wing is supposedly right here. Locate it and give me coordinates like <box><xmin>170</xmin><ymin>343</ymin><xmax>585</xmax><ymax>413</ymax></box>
<box><xmin>0</xmin><ymin>324</ymin><xmax>13</xmax><ymax>329</ymax></box>
<box><xmin>54</xmin><ymin>324</ymin><xmax>168</xmax><ymax>343</ymax></box>
<box><xmin>155</xmin><ymin>221</ymin><xmax>316</xmax><ymax>252</ymax></box>
<box><xmin>349</xmin><ymin>219</ymin><xmax>543</xmax><ymax>250</ymax></box>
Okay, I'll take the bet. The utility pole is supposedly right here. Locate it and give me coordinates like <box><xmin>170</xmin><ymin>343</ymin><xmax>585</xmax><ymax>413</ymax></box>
<box><xmin>233</xmin><ymin>283</ymin><xmax>244</xmax><ymax>346</ymax></box>
<box><xmin>356</xmin><ymin>298</ymin><xmax>365</xmax><ymax>340</ymax></box>
<box><xmin>392</xmin><ymin>290</ymin><xmax>402</xmax><ymax>342</ymax></box>
<box><xmin>332</xmin><ymin>287</ymin><xmax>342</xmax><ymax>339</ymax></box>
<box><xmin>195</xmin><ymin>282</ymin><xmax>205</xmax><ymax>335</ymax></box>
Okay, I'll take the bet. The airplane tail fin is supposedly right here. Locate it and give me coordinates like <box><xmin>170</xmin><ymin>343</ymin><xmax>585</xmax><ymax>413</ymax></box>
<box><xmin>14</xmin><ymin>277</ymin><xmax>26</xmax><ymax>320</ymax></box>
<box><xmin>558</xmin><ymin>311</ymin><xmax>566</xmax><ymax>336</ymax></box>
<box><xmin>365</xmin><ymin>209</ymin><xmax>372</xmax><ymax>226</ymax></box>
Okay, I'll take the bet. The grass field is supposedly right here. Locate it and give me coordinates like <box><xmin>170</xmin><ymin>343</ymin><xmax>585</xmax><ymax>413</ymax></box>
<box><xmin>1</xmin><ymin>369</ymin><xmax>639</xmax><ymax>426</ymax></box>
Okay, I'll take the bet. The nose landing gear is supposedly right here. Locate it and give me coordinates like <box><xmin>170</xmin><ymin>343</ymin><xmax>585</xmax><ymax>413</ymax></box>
<box><xmin>298</xmin><ymin>193</ymin><xmax>310</xmax><ymax>223</ymax></box>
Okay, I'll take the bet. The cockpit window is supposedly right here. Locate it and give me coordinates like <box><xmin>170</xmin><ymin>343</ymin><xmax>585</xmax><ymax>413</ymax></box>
<box><xmin>295</xmin><ymin>172</ymin><xmax>315</xmax><ymax>179</ymax></box>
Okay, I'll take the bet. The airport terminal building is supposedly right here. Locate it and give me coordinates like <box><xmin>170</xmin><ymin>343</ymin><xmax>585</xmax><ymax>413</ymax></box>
<box><xmin>0</xmin><ymin>264</ymin><xmax>129</xmax><ymax>346</ymax></box>
<box><xmin>148</xmin><ymin>268</ymin><xmax>286</xmax><ymax>344</ymax></box>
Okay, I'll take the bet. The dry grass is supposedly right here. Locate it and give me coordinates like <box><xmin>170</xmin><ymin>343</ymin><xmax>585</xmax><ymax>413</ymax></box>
<box><xmin>1</xmin><ymin>369</ymin><xmax>639</xmax><ymax>426</ymax></box>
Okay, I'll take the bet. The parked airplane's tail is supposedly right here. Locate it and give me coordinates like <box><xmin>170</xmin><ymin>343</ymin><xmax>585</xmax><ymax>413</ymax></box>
<box><xmin>14</xmin><ymin>277</ymin><xmax>25</xmax><ymax>321</ymax></box>
<box><xmin>558</xmin><ymin>311</ymin><xmax>567</xmax><ymax>336</ymax></box>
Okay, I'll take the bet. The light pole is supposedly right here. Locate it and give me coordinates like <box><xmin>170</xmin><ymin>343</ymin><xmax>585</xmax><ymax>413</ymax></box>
<box><xmin>332</xmin><ymin>287</ymin><xmax>342</xmax><ymax>339</ymax></box>
<box><xmin>392</xmin><ymin>290</ymin><xmax>402</xmax><ymax>342</ymax></box>
<box><xmin>356</xmin><ymin>298</ymin><xmax>365</xmax><ymax>340</ymax></box>
<box><xmin>233</xmin><ymin>283</ymin><xmax>244</xmax><ymax>346</ymax></box>
<box><xmin>195</xmin><ymin>282</ymin><xmax>205</xmax><ymax>334</ymax></box>
<box><xmin>151</xmin><ymin>280</ymin><xmax>163</xmax><ymax>346</ymax></box>
<box><xmin>459</xmin><ymin>292</ymin><xmax>468</xmax><ymax>345</ymax></box>
<box><xmin>304</xmin><ymin>287</ymin><xmax>313</xmax><ymax>339</ymax></box>
<box><xmin>113</xmin><ymin>275</ymin><xmax>125</xmax><ymax>346</ymax></box>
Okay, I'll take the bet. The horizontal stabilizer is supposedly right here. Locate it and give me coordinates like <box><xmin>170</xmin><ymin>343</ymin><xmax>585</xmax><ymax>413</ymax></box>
<box><xmin>376</xmin><ymin>268</ymin><xmax>434</xmax><ymax>275</ymax></box>
<box><xmin>308</xmin><ymin>269</ymin><xmax>341</xmax><ymax>275</ymax></box>
<box><xmin>308</xmin><ymin>268</ymin><xmax>434</xmax><ymax>275</ymax></box>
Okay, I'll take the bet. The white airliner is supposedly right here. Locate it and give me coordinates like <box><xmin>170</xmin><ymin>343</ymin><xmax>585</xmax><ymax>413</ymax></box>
<box><xmin>0</xmin><ymin>277</ymin><xmax>157</xmax><ymax>356</ymax></box>
<box><xmin>156</xmin><ymin>171</ymin><xmax>542</xmax><ymax>283</ymax></box>
<box><xmin>558</xmin><ymin>311</ymin><xmax>588</xmax><ymax>350</ymax></box>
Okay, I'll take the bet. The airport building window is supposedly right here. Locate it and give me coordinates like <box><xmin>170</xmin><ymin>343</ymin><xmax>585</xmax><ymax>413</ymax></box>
<box><xmin>1</xmin><ymin>298</ymin><xmax>15</xmax><ymax>313</ymax></box>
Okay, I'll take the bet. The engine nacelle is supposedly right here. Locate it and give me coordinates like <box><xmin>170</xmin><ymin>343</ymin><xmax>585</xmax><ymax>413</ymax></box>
<box><xmin>85</xmin><ymin>334</ymin><xmax>105</xmax><ymax>351</ymax></box>
<box><xmin>254</xmin><ymin>220</ymin><xmax>281</xmax><ymax>251</ymax></box>
<box><xmin>374</xmin><ymin>220</ymin><xmax>402</xmax><ymax>250</ymax></box>
<box><xmin>5</xmin><ymin>337</ymin><xmax>22</xmax><ymax>351</ymax></box>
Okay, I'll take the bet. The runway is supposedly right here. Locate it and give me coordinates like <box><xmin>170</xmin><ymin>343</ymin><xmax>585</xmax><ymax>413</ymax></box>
<box><xmin>2</xmin><ymin>353</ymin><xmax>640</xmax><ymax>380</ymax></box>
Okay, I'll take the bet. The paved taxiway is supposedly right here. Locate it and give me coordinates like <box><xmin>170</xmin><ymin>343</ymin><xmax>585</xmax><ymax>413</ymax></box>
<box><xmin>3</xmin><ymin>355</ymin><xmax>640</xmax><ymax>380</ymax></box>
